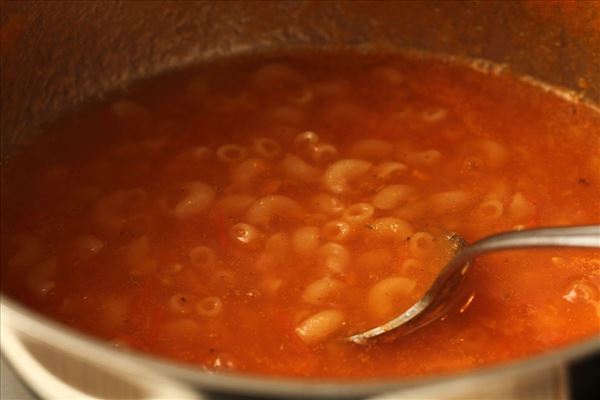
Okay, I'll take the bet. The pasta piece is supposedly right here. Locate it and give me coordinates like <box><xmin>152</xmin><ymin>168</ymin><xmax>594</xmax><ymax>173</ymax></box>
<box><xmin>231</xmin><ymin>157</ymin><xmax>269</xmax><ymax>187</ymax></box>
<box><xmin>321</xmin><ymin>220</ymin><xmax>352</xmax><ymax>242</ymax></box>
<box><xmin>217</xmin><ymin>144</ymin><xmax>247</xmax><ymax>163</ymax></box>
<box><xmin>288</xmin><ymin>87</ymin><xmax>314</xmax><ymax>105</ymax></box>
<box><xmin>124</xmin><ymin>236</ymin><xmax>157</xmax><ymax>276</ymax></box>
<box><xmin>322</xmin><ymin>159</ymin><xmax>372</xmax><ymax>194</ymax></box>
<box><xmin>174</xmin><ymin>182</ymin><xmax>215</xmax><ymax>219</ymax></box>
<box><xmin>255</xmin><ymin>233</ymin><xmax>291</xmax><ymax>270</ymax></box>
<box><xmin>294</xmin><ymin>131</ymin><xmax>319</xmax><ymax>149</ymax></box>
<box><xmin>230</xmin><ymin>223</ymin><xmax>263</xmax><ymax>250</ymax></box>
<box><xmin>409</xmin><ymin>232</ymin><xmax>436</xmax><ymax>258</ymax></box>
<box><xmin>318</xmin><ymin>242</ymin><xmax>350</xmax><ymax>274</ymax></box>
<box><xmin>371</xmin><ymin>162</ymin><xmax>408</xmax><ymax>181</ymax></box>
<box><xmin>508</xmin><ymin>192</ymin><xmax>536</xmax><ymax>220</ymax></box>
<box><xmin>372</xmin><ymin>184</ymin><xmax>415</xmax><ymax>210</ymax></box>
<box><xmin>252</xmin><ymin>137</ymin><xmax>282</xmax><ymax>159</ymax></box>
<box><xmin>261</xmin><ymin>276</ymin><xmax>284</xmax><ymax>296</ymax></box>
<box><xmin>476</xmin><ymin>199</ymin><xmax>504</xmax><ymax>219</ymax></box>
<box><xmin>476</xmin><ymin>139</ymin><xmax>507</xmax><ymax>169</ymax></box>
<box><xmin>404</xmin><ymin>149</ymin><xmax>442</xmax><ymax>167</ymax></box>
<box><xmin>265</xmin><ymin>232</ymin><xmax>291</xmax><ymax>255</ymax></box>
<box><xmin>303</xmin><ymin>212</ymin><xmax>329</xmax><ymax>226</ymax></box>
<box><xmin>368</xmin><ymin>277</ymin><xmax>416</xmax><ymax>318</ymax></box>
<box><xmin>310</xmin><ymin>143</ymin><xmax>339</xmax><ymax>164</ymax></box>
<box><xmin>94</xmin><ymin>188</ymin><xmax>149</xmax><ymax>234</ymax></box>
<box><xmin>210</xmin><ymin>269</ymin><xmax>237</xmax><ymax>289</ymax></box>
<box><xmin>27</xmin><ymin>258</ymin><xmax>57</xmax><ymax>299</ymax></box>
<box><xmin>394</xmin><ymin>200</ymin><xmax>427</xmax><ymax>220</ymax></box>
<box><xmin>342</xmin><ymin>203</ymin><xmax>375</xmax><ymax>226</ymax></box>
<box><xmin>158</xmin><ymin>263</ymin><xmax>183</xmax><ymax>286</ymax></box>
<box><xmin>100</xmin><ymin>296</ymin><xmax>130</xmax><ymax>330</ymax></box>
<box><xmin>420</xmin><ymin>108</ymin><xmax>447</xmax><ymax>123</ymax></box>
<box><xmin>192</xmin><ymin>146</ymin><xmax>212</xmax><ymax>160</ymax></box>
<box><xmin>196</xmin><ymin>296</ymin><xmax>223</xmax><ymax>317</ymax></box>
<box><xmin>302</xmin><ymin>277</ymin><xmax>344</xmax><ymax>305</ymax></box>
<box><xmin>308</xmin><ymin>193</ymin><xmax>345</xmax><ymax>216</ymax></box>
<box><xmin>368</xmin><ymin>217</ymin><xmax>414</xmax><ymax>240</ymax></box>
<box><xmin>461</xmin><ymin>139</ymin><xmax>507</xmax><ymax>171</ymax></box>
<box><xmin>348</xmin><ymin>139</ymin><xmax>394</xmax><ymax>159</ymax></box>
<box><xmin>429</xmin><ymin>190</ymin><xmax>472</xmax><ymax>213</ymax></box>
<box><xmin>486</xmin><ymin>180</ymin><xmax>511</xmax><ymax>202</ymax></box>
<box><xmin>292</xmin><ymin>226</ymin><xmax>321</xmax><ymax>257</ymax></box>
<box><xmin>169</xmin><ymin>293</ymin><xmax>196</xmax><ymax>315</ymax></box>
<box><xmin>401</xmin><ymin>258</ymin><xmax>424</xmax><ymax>276</ymax></box>
<box><xmin>356</xmin><ymin>249</ymin><xmax>394</xmax><ymax>272</ymax></box>
<box><xmin>161</xmin><ymin>319</ymin><xmax>202</xmax><ymax>340</ymax></box>
<box><xmin>73</xmin><ymin>235</ymin><xmax>105</xmax><ymax>257</ymax></box>
<box><xmin>295</xmin><ymin>309</ymin><xmax>345</xmax><ymax>344</ymax></box>
<box><xmin>279</xmin><ymin>155</ymin><xmax>320</xmax><ymax>183</ymax></box>
<box><xmin>245</xmin><ymin>195</ymin><xmax>304</xmax><ymax>226</ymax></box>
<box><xmin>189</xmin><ymin>246</ymin><xmax>216</xmax><ymax>270</ymax></box>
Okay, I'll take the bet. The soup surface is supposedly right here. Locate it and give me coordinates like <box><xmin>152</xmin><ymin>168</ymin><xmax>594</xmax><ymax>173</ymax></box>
<box><xmin>1</xmin><ymin>52</ymin><xmax>599</xmax><ymax>379</ymax></box>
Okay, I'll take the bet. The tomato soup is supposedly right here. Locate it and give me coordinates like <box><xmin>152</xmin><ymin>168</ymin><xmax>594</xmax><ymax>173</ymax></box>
<box><xmin>1</xmin><ymin>52</ymin><xmax>599</xmax><ymax>379</ymax></box>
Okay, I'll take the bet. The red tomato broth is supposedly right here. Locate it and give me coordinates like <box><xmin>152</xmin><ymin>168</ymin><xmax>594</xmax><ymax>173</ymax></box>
<box><xmin>1</xmin><ymin>51</ymin><xmax>599</xmax><ymax>379</ymax></box>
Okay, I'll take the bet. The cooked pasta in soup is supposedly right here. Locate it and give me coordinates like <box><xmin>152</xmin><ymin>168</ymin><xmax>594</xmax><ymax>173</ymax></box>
<box><xmin>1</xmin><ymin>52</ymin><xmax>599</xmax><ymax>379</ymax></box>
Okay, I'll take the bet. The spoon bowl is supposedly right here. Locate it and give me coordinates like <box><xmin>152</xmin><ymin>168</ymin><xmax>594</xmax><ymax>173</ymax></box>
<box><xmin>348</xmin><ymin>225</ymin><xmax>600</xmax><ymax>344</ymax></box>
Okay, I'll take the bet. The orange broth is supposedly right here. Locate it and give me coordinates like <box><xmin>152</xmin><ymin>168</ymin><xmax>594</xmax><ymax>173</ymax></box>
<box><xmin>1</xmin><ymin>52</ymin><xmax>599</xmax><ymax>379</ymax></box>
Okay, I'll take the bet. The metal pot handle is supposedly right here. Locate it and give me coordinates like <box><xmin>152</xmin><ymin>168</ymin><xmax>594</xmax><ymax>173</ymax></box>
<box><xmin>1</xmin><ymin>302</ymin><xmax>202</xmax><ymax>400</ymax></box>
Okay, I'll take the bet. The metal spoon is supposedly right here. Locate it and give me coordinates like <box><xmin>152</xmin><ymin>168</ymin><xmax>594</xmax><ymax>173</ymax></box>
<box><xmin>348</xmin><ymin>225</ymin><xmax>600</xmax><ymax>344</ymax></box>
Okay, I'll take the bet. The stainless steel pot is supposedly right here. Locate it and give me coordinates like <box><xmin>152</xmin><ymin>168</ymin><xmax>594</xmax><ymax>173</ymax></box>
<box><xmin>1</xmin><ymin>1</ymin><xmax>599</xmax><ymax>399</ymax></box>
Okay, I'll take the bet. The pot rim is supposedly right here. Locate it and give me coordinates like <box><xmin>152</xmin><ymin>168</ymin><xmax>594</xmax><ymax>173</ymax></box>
<box><xmin>1</xmin><ymin>294</ymin><xmax>599</xmax><ymax>398</ymax></box>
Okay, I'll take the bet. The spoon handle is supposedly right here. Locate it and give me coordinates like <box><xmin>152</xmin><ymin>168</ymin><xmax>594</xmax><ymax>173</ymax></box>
<box><xmin>464</xmin><ymin>225</ymin><xmax>600</xmax><ymax>259</ymax></box>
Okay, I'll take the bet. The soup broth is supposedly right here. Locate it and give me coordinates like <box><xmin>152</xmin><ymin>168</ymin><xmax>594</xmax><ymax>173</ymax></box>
<box><xmin>1</xmin><ymin>52</ymin><xmax>599</xmax><ymax>379</ymax></box>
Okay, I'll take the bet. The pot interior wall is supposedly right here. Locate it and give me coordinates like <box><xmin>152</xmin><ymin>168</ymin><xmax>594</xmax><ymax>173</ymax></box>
<box><xmin>1</xmin><ymin>0</ymin><xmax>599</xmax><ymax>156</ymax></box>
